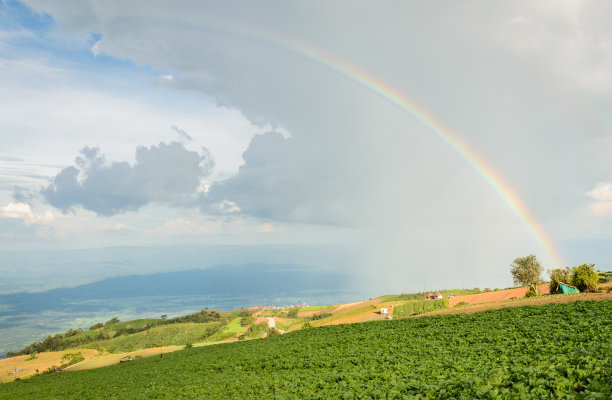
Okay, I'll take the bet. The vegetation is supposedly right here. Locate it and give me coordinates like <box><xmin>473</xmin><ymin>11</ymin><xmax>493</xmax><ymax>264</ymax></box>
<box><xmin>571</xmin><ymin>263</ymin><xmax>599</xmax><ymax>292</ymax></box>
<box><xmin>549</xmin><ymin>267</ymin><xmax>573</xmax><ymax>294</ymax></box>
<box><xmin>510</xmin><ymin>254</ymin><xmax>543</xmax><ymax>293</ymax></box>
<box><xmin>309</xmin><ymin>312</ymin><xmax>333</xmax><ymax>321</ymax></box>
<box><xmin>1</xmin><ymin>301</ymin><xmax>609</xmax><ymax>399</ymax></box>
<box><xmin>393</xmin><ymin>298</ymin><xmax>447</xmax><ymax>317</ymax></box>
<box><xmin>379</xmin><ymin>288</ymin><xmax>481</xmax><ymax>302</ymax></box>
<box><xmin>7</xmin><ymin>309</ymin><xmax>223</xmax><ymax>357</ymax></box>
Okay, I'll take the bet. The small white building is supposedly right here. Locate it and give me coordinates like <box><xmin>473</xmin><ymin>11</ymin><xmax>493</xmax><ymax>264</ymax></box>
<box><xmin>381</xmin><ymin>307</ymin><xmax>388</xmax><ymax>314</ymax></box>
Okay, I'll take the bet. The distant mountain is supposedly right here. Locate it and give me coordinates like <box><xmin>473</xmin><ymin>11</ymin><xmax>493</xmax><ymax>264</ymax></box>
<box><xmin>0</xmin><ymin>263</ymin><xmax>354</xmax><ymax>316</ymax></box>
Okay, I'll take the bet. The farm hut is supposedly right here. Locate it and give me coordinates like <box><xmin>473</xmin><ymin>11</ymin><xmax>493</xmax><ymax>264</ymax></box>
<box><xmin>559</xmin><ymin>283</ymin><xmax>580</xmax><ymax>294</ymax></box>
<box><xmin>380</xmin><ymin>307</ymin><xmax>388</xmax><ymax>314</ymax></box>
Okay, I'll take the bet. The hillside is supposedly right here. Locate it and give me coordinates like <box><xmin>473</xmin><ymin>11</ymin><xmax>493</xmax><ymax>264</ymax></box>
<box><xmin>2</xmin><ymin>285</ymin><xmax>611</xmax><ymax>384</ymax></box>
<box><xmin>1</xmin><ymin>300</ymin><xmax>610</xmax><ymax>399</ymax></box>
<box><xmin>0</xmin><ymin>263</ymin><xmax>359</xmax><ymax>356</ymax></box>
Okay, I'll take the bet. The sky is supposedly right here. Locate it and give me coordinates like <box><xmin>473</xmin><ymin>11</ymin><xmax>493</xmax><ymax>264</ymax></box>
<box><xmin>1</xmin><ymin>0</ymin><xmax>611</xmax><ymax>294</ymax></box>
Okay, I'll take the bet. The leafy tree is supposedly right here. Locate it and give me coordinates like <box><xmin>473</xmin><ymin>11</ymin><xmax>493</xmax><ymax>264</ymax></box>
<box><xmin>571</xmin><ymin>263</ymin><xmax>598</xmax><ymax>292</ymax></box>
<box><xmin>89</xmin><ymin>322</ymin><xmax>104</xmax><ymax>331</ymax></box>
<box><xmin>160</xmin><ymin>315</ymin><xmax>167</xmax><ymax>320</ymax></box>
<box><xmin>549</xmin><ymin>267</ymin><xmax>572</xmax><ymax>294</ymax></box>
<box><xmin>510</xmin><ymin>254</ymin><xmax>543</xmax><ymax>294</ymax></box>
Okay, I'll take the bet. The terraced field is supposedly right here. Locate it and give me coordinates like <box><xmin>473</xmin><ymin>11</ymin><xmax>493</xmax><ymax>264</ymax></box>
<box><xmin>1</xmin><ymin>300</ymin><xmax>609</xmax><ymax>399</ymax></box>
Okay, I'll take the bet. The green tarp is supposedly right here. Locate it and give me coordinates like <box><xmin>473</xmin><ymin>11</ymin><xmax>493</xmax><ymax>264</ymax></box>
<box><xmin>560</xmin><ymin>283</ymin><xmax>580</xmax><ymax>294</ymax></box>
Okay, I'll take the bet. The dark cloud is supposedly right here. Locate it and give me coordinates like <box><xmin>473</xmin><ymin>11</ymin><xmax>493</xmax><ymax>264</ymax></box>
<box><xmin>12</xmin><ymin>186</ymin><xmax>36</xmax><ymax>205</ymax></box>
<box><xmin>201</xmin><ymin>131</ymin><xmax>357</xmax><ymax>225</ymax></box>
<box><xmin>171</xmin><ymin>125</ymin><xmax>193</xmax><ymax>141</ymax></box>
<box><xmin>42</xmin><ymin>142</ymin><xmax>213</xmax><ymax>216</ymax></box>
<box><xmin>203</xmin><ymin>132</ymin><xmax>299</xmax><ymax>219</ymax></box>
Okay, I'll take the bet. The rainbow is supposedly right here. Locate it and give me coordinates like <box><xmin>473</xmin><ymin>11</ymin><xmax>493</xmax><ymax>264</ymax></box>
<box><xmin>282</xmin><ymin>41</ymin><xmax>565</xmax><ymax>267</ymax></box>
<box><xmin>236</xmin><ymin>33</ymin><xmax>562</xmax><ymax>267</ymax></box>
<box><xmin>104</xmin><ymin>16</ymin><xmax>564</xmax><ymax>266</ymax></box>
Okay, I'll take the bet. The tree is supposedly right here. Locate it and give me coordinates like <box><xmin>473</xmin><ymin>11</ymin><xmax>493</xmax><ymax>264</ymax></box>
<box><xmin>160</xmin><ymin>315</ymin><xmax>167</xmax><ymax>320</ymax></box>
<box><xmin>104</xmin><ymin>317</ymin><xmax>120</xmax><ymax>326</ymax></box>
<box><xmin>571</xmin><ymin>263</ymin><xmax>598</xmax><ymax>292</ymax></box>
<box><xmin>510</xmin><ymin>254</ymin><xmax>543</xmax><ymax>294</ymax></box>
<box><xmin>549</xmin><ymin>267</ymin><xmax>572</xmax><ymax>294</ymax></box>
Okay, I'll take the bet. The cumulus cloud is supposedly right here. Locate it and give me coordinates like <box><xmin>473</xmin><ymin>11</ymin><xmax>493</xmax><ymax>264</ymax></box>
<box><xmin>586</xmin><ymin>182</ymin><xmax>612</xmax><ymax>216</ymax></box>
<box><xmin>41</xmin><ymin>142</ymin><xmax>214</xmax><ymax>215</ymax></box>
<box><xmin>586</xmin><ymin>182</ymin><xmax>612</xmax><ymax>202</ymax></box>
<box><xmin>0</xmin><ymin>202</ymin><xmax>54</xmax><ymax>224</ymax></box>
<box><xmin>202</xmin><ymin>132</ymin><xmax>298</xmax><ymax>219</ymax></box>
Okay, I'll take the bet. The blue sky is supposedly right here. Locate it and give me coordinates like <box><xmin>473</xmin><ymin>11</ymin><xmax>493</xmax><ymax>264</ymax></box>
<box><xmin>1</xmin><ymin>0</ymin><xmax>611</xmax><ymax>294</ymax></box>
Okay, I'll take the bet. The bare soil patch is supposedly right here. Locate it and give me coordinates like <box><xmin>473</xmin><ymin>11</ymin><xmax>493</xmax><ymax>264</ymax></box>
<box><xmin>448</xmin><ymin>284</ymin><xmax>550</xmax><ymax>307</ymax></box>
<box><xmin>0</xmin><ymin>349</ymin><xmax>100</xmax><ymax>383</ymax></box>
<box><xmin>418</xmin><ymin>292</ymin><xmax>611</xmax><ymax>318</ymax></box>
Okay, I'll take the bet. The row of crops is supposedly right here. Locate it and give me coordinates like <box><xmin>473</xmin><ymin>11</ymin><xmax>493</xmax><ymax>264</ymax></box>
<box><xmin>393</xmin><ymin>298</ymin><xmax>447</xmax><ymax>316</ymax></box>
<box><xmin>1</xmin><ymin>300</ymin><xmax>610</xmax><ymax>399</ymax></box>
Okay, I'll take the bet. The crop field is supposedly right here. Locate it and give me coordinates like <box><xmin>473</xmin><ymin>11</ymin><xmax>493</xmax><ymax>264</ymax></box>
<box><xmin>1</xmin><ymin>300</ymin><xmax>610</xmax><ymax>399</ymax></box>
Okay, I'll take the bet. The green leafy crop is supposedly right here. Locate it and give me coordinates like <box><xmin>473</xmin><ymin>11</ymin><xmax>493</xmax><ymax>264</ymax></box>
<box><xmin>1</xmin><ymin>301</ymin><xmax>610</xmax><ymax>399</ymax></box>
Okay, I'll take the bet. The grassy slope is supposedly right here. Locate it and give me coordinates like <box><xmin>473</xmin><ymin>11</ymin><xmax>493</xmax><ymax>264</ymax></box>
<box><xmin>1</xmin><ymin>300</ymin><xmax>609</xmax><ymax>399</ymax></box>
<box><xmin>80</xmin><ymin>321</ymin><xmax>225</xmax><ymax>353</ymax></box>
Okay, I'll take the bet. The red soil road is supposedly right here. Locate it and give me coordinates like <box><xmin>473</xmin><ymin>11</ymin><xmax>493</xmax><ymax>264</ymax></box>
<box><xmin>449</xmin><ymin>284</ymin><xmax>550</xmax><ymax>307</ymax></box>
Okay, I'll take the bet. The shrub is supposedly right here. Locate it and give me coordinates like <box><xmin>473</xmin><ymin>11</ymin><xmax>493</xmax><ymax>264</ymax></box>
<box><xmin>310</xmin><ymin>313</ymin><xmax>333</xmax><ymax>321</ymax></box>
<box><xmin>104</xmin><ymin>317</ymin><xmax>120</xmax><ymax>326</ymax></box>
<box><xmin>571</xmin><ymin>264</ymin><xmax>598</xmax><ymax>292</ymax></box>
<box><xmin>549</xmin><ymin>267</ymin><xmax>572</xmax><ymax>294</ymax></box>
<box><xmin>89</xmin><ymin>322</ymin><xmax>104</xmax><ymax>330</ymax></box>
<box><xmin>524</xmin><ymin>287</ymin><xmax>538</xmax><ymax>297</ymax></box>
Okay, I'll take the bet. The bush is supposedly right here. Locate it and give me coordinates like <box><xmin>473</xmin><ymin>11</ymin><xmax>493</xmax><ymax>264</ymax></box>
<box><xmin>104</xmin><ymin>317</ymin><xmax>120</xmax><ymax>326</ymax></box>
<box><xmin>524</xmin><ymin>287</ymin><xmax>538</xmax><ymax>297</ymax></box>
<box><xmin>310</xmin><ymin>313</ymin><xmax>333</xmax><ymax>321</ymax></box>
<box><xmin>549</xmin><ymin>267</ymin><xmax>572</xmax><ymax>294</ymax></box>
<box><xmin>571</xmin><ymin>264</ymin><xmax>598</xmax><ymax>292</ymax></box>
<box><xmin>89</xmin><ymin>322</ymin><xmax>104</xmax><ymax>331</ymax></box>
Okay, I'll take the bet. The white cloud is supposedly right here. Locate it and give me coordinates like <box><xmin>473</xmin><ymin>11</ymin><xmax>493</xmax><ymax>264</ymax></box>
<box><xmin>211</xmin><ymin>200</ymin><xmax>241</xmax><ymax>213</ymax></box>
<box><xmin>102</xmin><ymin>222</ymin><xmax>136</xmax><ymax>232</ymax></box>
<box><xmin>586</xmin><ymin>182</ymin><xmax>612</xmax><ymax>216</ymax></box>
<box><xmin>588</xmin><ymin>202</ymin><xmax>612</xmax><ymax>217</ymax></box>
<box><xmin>155</xmin><ymin>74</ymin><xmax>173</xmax><ymax>85</ymax></box>
<box><xmin>0</xmin><ymin>202</ymin><xmax>54</xmax><ymax>225</ymax></box>
<box><xmin>586</xmin><ymin>182</ymin><xmax>612</xmax><ymax>201</ymax></box>
<box><xmin>257</xmin><ymin>223</ymin><xmax>277</xmax><ymax>233</ymax></box>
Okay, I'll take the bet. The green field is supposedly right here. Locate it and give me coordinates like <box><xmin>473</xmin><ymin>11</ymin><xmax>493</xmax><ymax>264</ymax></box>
<box><xmin>393</xmin><ymin>298</ymin><xmax>447</xmax><ymax>317</ymax></box>
<box><xmin>1</xmin><ymin>300</ymin><xmax>609</xmax><ymax>399</ymax></box>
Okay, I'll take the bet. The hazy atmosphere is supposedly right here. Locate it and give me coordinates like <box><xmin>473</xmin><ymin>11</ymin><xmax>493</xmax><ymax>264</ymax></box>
<box><xmin>2</xmin><ymin>0</ymin><xmax>611</xmax><ymax>298</ymax></box>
